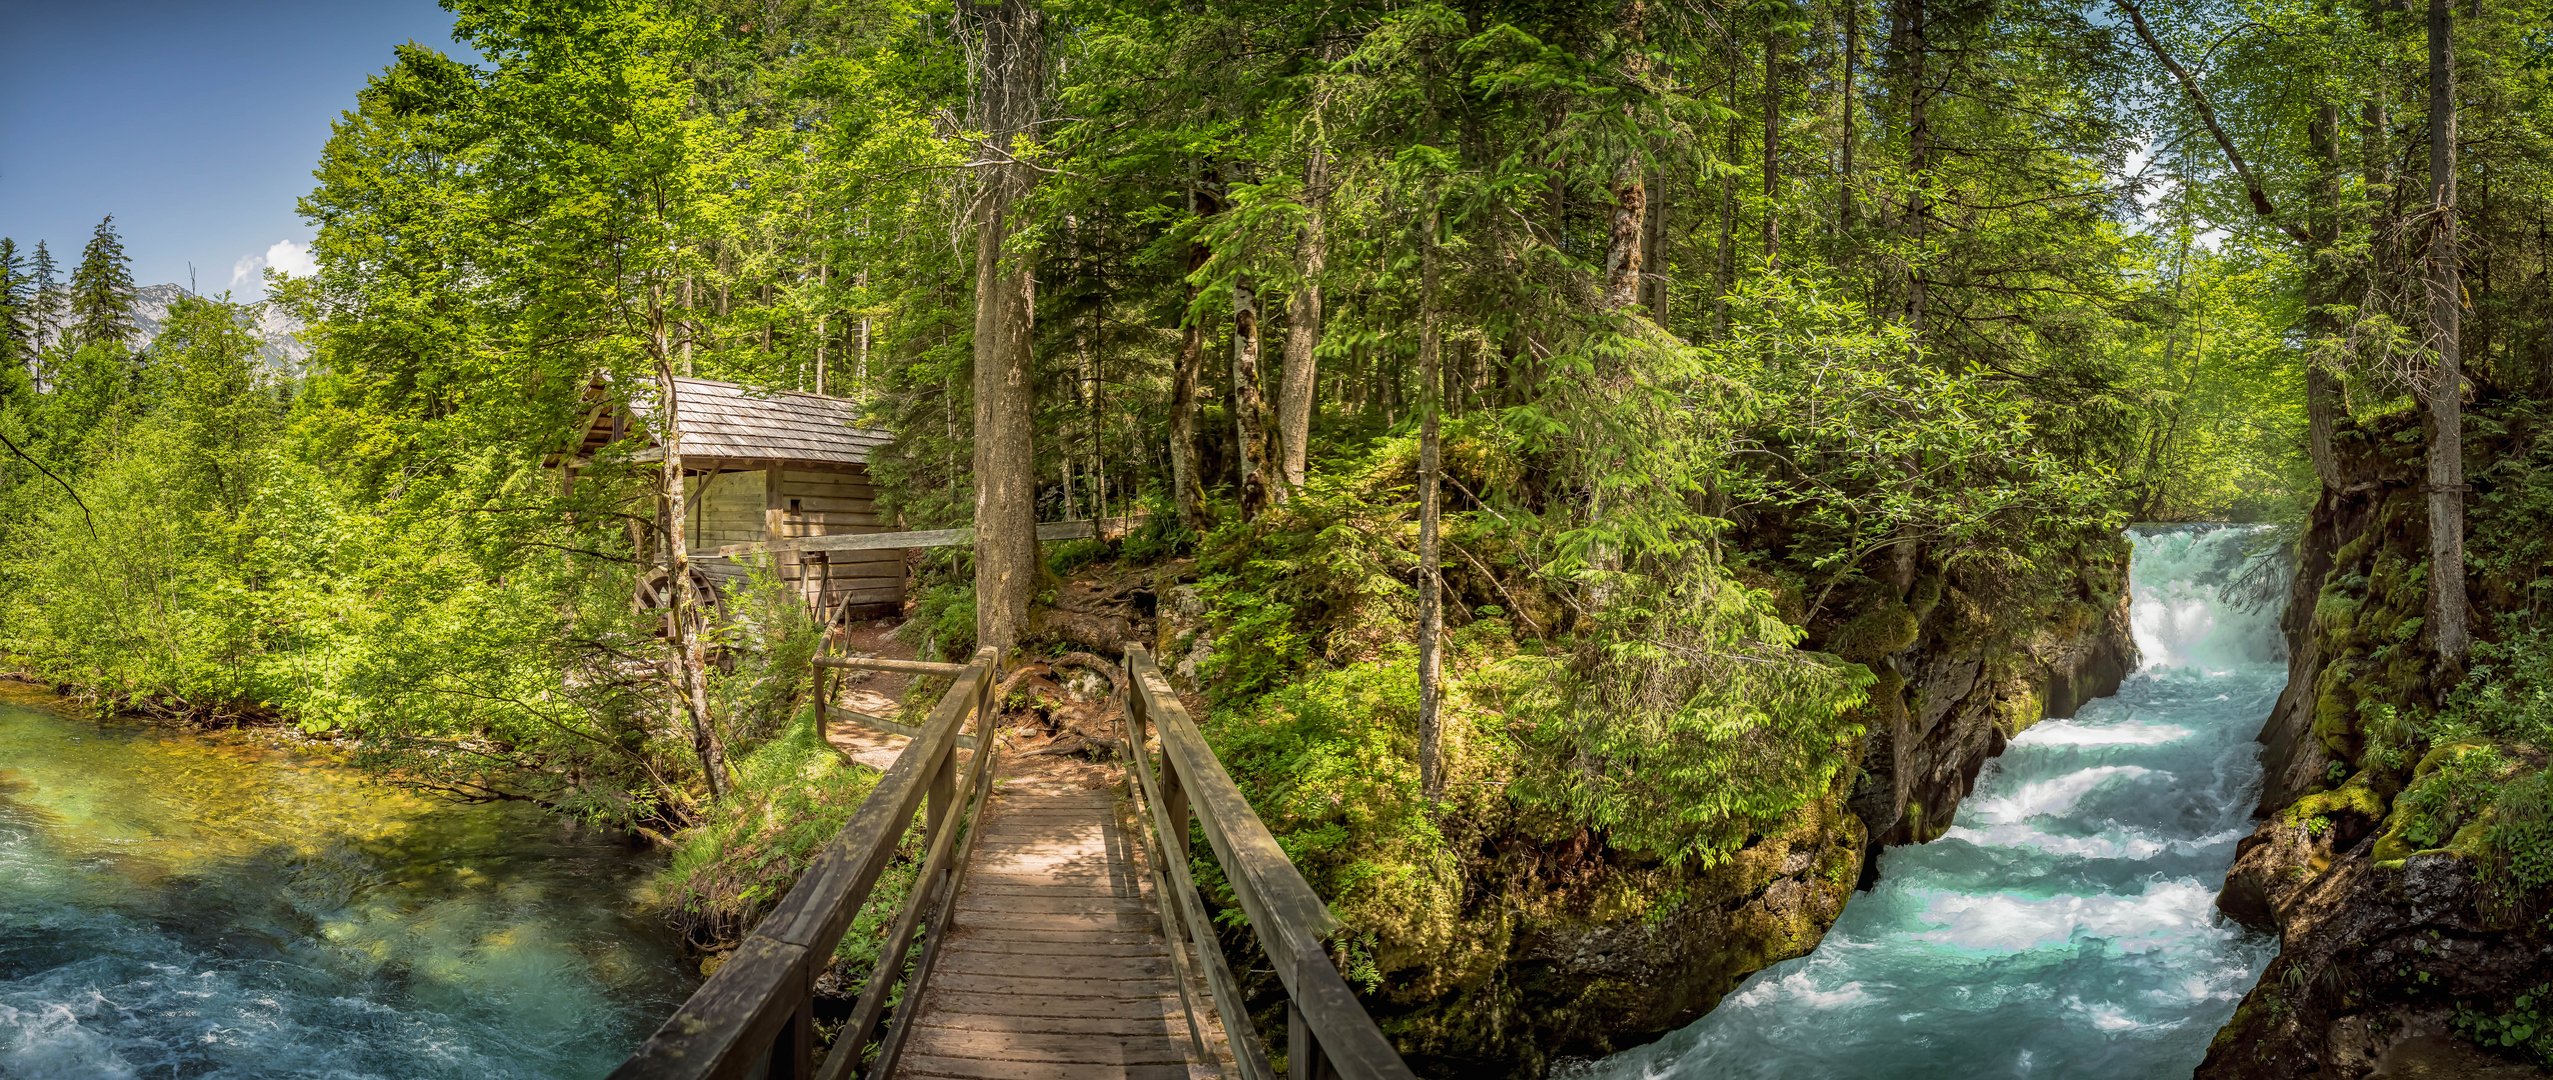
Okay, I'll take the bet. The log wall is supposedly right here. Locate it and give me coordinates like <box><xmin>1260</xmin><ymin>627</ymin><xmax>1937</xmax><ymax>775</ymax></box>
<box><xmin>684</xmin><ymin>465</ymin><xmax>908</xmax><ymax>616</ymax></box>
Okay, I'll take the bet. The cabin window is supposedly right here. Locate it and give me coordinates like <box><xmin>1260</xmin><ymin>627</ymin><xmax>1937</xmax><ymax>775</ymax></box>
<box><xmin>787</xmin><ymin>498</ymin><xmax>803</xmax><ymax>514</ymax></box>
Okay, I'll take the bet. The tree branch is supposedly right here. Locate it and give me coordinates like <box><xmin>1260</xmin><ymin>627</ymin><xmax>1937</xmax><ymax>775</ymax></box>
<box><xmin>0</xmin><ymin>431</ymin><xmax>97</xmax><ymax>539</ymax></box>
<box><xmin>2113</xmin><ymin>0</ymin><xmax>2313</xmax><ymax>246</ymax></box>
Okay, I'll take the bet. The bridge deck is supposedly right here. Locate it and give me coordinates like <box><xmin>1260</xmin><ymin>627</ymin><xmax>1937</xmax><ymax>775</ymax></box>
<box><xmin>892</xmin><ymin>755</ymin><xmax>1225</xmax><ymax>1080</ymax></box>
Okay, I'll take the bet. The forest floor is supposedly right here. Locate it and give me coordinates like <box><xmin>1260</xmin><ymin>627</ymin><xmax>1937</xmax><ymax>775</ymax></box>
<box><xmin>823</xmin><ymin>617</ymin><xmax>922</xmax><ymax>770</ymax></box>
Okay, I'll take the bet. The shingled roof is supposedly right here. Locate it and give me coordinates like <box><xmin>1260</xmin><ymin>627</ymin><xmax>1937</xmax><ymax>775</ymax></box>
<box><xmin>574</xmin><ymin>376</ymin><xmax>893</xmax><ymax>469</ymax></box>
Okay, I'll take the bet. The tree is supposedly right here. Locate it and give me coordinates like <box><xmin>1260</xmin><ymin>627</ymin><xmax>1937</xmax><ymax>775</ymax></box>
<box><xmin>2424</xmin><ymin>0</ymin><xmax>2467</xmax><ymax>661</ymax></box>
<box><xmin>1414</xmin><ymin>203</ymin><xmax>1445</xmax><ymax>804</ymax></box>
<box><xmin>27</xmin><ymin>240</ymin><xmax>62</xmax><ymax>353</ymax></box>
<box><xmin>1274</xmin><ymin>104</ymin><xmax>1331</xmax><ymax>494</ymax></box>
<box><xmin>1230</xmin><ymin>273</ymin><xmax>1276</xmax><ymax>516</ymax></box>
<box><xmin>968</xmin><ymin>0</ymin><xmax>1047</xmax><ymax>652</ymax></box>
<box><xmin>0</xmin><ymin>239</ymin><xmax>30</xmax><ymax>378</ymax></box>
<box><xmin>68</xmin><ymin>216</ymin><xmax>138</xmax><ymax>350</ymax></box>
<box><xmin>2115</xmin><ymin>0</ymin><xmax>2343</xmax><ymax>491</ymax></box>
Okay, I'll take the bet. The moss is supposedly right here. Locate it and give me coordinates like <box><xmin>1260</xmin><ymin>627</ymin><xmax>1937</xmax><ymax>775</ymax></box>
<box><xmin>2376</xmin><ymin>743</ymin><xmax>2517</xmax><ymax>862</ymax></box>
<box><xmin>2287</xmin><ymin>772</ymin><xmax>2389</xmax><ymax>828</ymax></box>
<box><xmin>2048</xmin><ymin>599</ymin><xmax>2104</xmax><ymax>643</ymax></box>
<box><xmin>1830</xmin><ymin>601</ymin><xmax>1921</xmax><ymax>663</ymax></box>
<box><xmin>2314</xmin><ymin>661</ymin><xmax>2363</xmax><ymax>760</ymax></box>
<box><xmin>1906</xmin><ymin>573</ymin><xmax>1947</xmax><ymax>623</ymax></box>
<box><xmin>2314</xmin><ymin>591</ymin><xmax>2362</xmax><ymax>639</ymax></box>
<box><xmin>1994</xmin><ymin>665</ymin><xmax>2046</xmax><ymax>738</ymax></box>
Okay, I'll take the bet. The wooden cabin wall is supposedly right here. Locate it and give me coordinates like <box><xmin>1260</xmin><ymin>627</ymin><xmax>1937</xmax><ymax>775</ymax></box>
<box><xmin>686</xmin><ymin>471</ymin><xmax>769</xmax><ymax>558</ymax></box>
<box><xmin>768</xmin><ymin>467</ymin><xmax>904</xmax><ymax>614</ymax></box>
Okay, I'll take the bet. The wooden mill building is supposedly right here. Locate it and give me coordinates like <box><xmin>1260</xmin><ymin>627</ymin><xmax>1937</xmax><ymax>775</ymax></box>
<box><xmin>567</xmin><ymin>376</ymin><xmax>907</xmax><ymax>621</ymax></box>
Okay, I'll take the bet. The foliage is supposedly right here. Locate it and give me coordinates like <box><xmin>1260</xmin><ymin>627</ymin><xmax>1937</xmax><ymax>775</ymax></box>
<box><xmin>1201</xmin><ymin>652</ymin><xmax>1480</xmax><ymax>985</ymax></box>
<box><xmin>2</xmin><ymin>0</ymin><xmax>2547</xmax><ymax>1058</ymax></box>
<box><xmin>2458</xmin><ymin>983</ymin><xmax>2553</xmax><ymax>1066</ymax></box>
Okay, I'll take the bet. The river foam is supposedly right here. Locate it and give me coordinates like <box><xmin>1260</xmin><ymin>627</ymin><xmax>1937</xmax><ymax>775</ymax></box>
<box><xmin>1573</xmin><ymin>525</ymin><xmax>2286</xmax><ymax>1080</ymax></box>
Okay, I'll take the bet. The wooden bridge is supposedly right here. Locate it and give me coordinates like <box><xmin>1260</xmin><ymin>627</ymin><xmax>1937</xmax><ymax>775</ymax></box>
<box><xmin>610</xmin><ymin>643</ymin><xmax>1418</xmax><ymax>1080</ymax></box>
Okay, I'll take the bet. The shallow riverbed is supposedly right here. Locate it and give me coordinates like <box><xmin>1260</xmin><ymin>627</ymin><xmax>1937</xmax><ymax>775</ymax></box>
<box><xmin>0</xmin><ymin>687</ymin><xmax>694</xmax><ymax>1078</ymax></box>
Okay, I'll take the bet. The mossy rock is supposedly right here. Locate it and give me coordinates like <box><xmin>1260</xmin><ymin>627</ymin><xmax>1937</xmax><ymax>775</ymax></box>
<box><xmin>2415</xmin><ymin>740</ymin><xmax>2500</xmax><ymax>780</ymax></box>
<box><xmin>2314</xmin><ymin>591</ymin><xmax>2362</xmax><ymax>640</ymax></box>
<box><xmin>2314</xmin><ymin>662</ymin><xmax>2362</xmax><ymax>760</ymax></box>
<box><xmin>2374</xmin><ymin>743</ymin><xmax>2518</xmax><ymax>862</ymax></box>
<box><xmin>2285</xmin><ymin>772</ymin><xmax>2388</xmax><ymax>830</ymax></box>
<box><xmin>1906</xmin><ymin>573</ymin><xmax>1947</xmax><ymax>623</ymax></box>
<box><xmin>1733</xmin><ymin>564</ymin><xmax>1808</xmax><ymax>628</ymax></box>
<box><xmin>1830</xmin><ymin>601</ymin><xmax>1921</xmax><ymax>663</ymax></box>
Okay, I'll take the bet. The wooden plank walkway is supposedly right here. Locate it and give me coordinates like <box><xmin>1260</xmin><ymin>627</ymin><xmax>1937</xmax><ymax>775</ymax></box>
<box><xmin>891</xmin><ymin>755</ymin><xmax>1227</xmax><ymax>1080</ymax></box>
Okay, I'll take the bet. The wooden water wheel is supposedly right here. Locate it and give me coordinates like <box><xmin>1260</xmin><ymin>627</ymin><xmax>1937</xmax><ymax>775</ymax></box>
<box><xmin>634</xmin><ymin>565</ymin><xmax>727</xmax><ymax>644</ymax></box>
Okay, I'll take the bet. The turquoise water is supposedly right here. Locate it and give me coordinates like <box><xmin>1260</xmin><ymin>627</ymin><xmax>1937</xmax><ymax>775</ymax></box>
<box><xmin>0</xmin><ymin>692</ymin><xmax>695</xmax><ymax>1078</ymax></box>
<box><xmin>1581</xmin><ymin>525</ymin><xmax>2286</xmax><ymax>1079</ymax></box>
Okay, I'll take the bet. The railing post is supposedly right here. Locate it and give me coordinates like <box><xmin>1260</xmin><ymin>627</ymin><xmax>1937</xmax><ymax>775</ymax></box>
<box><xmin>774</xmin><ymin>990</ymin><xmax>815</xmax><ymax>1080</ymax></box>
<box><xmin>1289</xmin><ymin>1002</ymin><xmax>1311</xmax><ymax>1080</ymax></box>
<box><xmin>810</xmin><ymin>635</ymin><xmax>832</xmax><ymax>741</ymax></box>
<box><xmin>924</xmin><ymin>741</ymin><xmax>954</xmax><ymax>854</ymax></box>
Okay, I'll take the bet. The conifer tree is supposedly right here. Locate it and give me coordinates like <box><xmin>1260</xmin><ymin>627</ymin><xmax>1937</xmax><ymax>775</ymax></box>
<box><xmin>68</xmin><ymin>215</ymin><xmax>138</xmax><ymax>349</ymax></box>
<box><xmin>27</xmin><ymin>240</ymin><xmax>62</xmax><ymax>351</ymax></box>
<box><xmin>0</xmin><ymin>239</ymin><xmax>30</xmax><ymax>375</ymax></box>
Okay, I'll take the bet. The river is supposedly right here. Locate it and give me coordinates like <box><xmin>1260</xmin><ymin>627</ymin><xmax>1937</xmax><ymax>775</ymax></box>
<box><xmin>0</xmin><ymin>688</ymin><xmax>695</xmax><ymax>1078</ymax></box>
<box><xmin>1580</xmin><ymin>524</ymin><xmax>2288</xmax><ymax>1079</ymax></box>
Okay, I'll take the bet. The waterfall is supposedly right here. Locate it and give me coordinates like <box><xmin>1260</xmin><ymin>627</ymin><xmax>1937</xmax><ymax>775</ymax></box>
<box><xmin>1578</xmin><ymin>524</ymin><xmax>2286</xmax><ymax>1080</ymax></box>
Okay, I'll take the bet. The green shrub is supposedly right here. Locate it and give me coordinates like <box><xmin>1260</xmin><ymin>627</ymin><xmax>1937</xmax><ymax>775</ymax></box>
<box><xmin>912</xmin><ymin>581</ymin><xmax>977</xmax><ymax>661</ymax></box>
<box><xmin>652</xmin><ymin>722</ymin><xmax>912</xmax><ymax>963</ymax></box>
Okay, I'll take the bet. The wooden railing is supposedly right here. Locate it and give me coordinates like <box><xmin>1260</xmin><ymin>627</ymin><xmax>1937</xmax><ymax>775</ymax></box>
<box><xmin>611</xmin><ymin>645</ymin><xmax>1003</xmax><ymax>1080</ymax></box>
<box><xmin>1120</xmin><ymin>646</ymin><xmax>1417</xmax><ymax>1080</ymax></box>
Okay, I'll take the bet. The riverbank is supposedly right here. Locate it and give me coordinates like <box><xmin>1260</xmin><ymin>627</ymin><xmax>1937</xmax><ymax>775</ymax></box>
<box><xmin>2199</xmin><ymin>405</ymin><xmax>2553</xmax><ymax>1078</ymax></box>
<box><xmin>1573</xmin><ymin>524</ymin><xmax>2283</xmax><ymax>1078</ymax></box>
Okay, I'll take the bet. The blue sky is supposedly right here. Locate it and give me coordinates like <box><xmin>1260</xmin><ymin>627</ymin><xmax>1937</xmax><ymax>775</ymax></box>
<box><xmin>1</xmin><ymin>0</ymin><xmax>468</xmax><ymax>299</ymax></box>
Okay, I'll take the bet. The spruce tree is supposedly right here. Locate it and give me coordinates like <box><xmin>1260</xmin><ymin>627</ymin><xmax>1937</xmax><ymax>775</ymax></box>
<box><xmin>0</xmin><ymin>239</ymin><xmax>29</xmax><ymax>370</ymax></box>
<box><xmin>27</xmin><ymin>240</ymin><xmax>62</xmax><ymax>349</ymax></box>
<box><xmin>68</xmin><ymin>215</ymin><xmax>138</xmax><ymax>349</ymax></box>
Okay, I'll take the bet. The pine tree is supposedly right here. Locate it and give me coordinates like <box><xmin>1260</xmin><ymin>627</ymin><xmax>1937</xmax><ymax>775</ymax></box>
<box><xmin>68</xmin><ymin>215</ymin><xmax>138</xmax><ymax>350</ymax></box>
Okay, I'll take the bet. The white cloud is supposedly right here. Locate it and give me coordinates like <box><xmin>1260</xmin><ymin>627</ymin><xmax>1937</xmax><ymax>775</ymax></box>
<box><xmin>266</xmin><ymin>239</ymin><xmax>316</xmax><ymax>278</ymax></box>
<box><xmin>228</xmin><ymin>239</ymin><xmax>317</xmax><ymax>289</ymax></box>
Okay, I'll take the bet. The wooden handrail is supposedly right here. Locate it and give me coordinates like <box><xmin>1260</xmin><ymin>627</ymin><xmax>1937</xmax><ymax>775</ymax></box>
<box><xmin>611</xmin><ymin>644</ymin><xmax>1003</xmax><ymax>1080</ymax></box>
<box><xmin>812</xmin><ymin>655</ymin><xmax>971</xmax><ymax>677</ymax></box>
<box><xmin>812</xmin><ymin>650</ymin><xmax>979</xmax><ymax>748</ymax></box>
<box><xmin>1120</xmin><ymin>646</ymin><xmax>1417</xmax><ymax>1080</ymax></box>
<box><xmin>710</xmin><ymin>515</ymin><xmax>1146</xmax><ymax>560</ymax></box>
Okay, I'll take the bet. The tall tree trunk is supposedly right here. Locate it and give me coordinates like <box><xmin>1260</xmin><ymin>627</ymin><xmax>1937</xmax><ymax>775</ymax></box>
<box><xmin>1415</xmin><ymin>209</ymin><xmax>1446</xmax><ymax>804</ymax></box>
<box><xmin>2303</xmin><ymin>90</ymin><xmax>2346</xmax><ymax>492</ymax></box>
<box><xmin>1640</xmin><ymin>165</ymin><xmax>1670</xmax><ymax>322</ymax></box>
<box><xmin>1891</xmin><ymin>0</ymin><xmax>1930</xmax><ymax>331</ymax></box>
<box><xmin>1605</xmin><ymin>168</ymin><xmax>1648</xmax><ymax>310</ymax></box>
<box><xmin>1604</xmin><ymin>0</ymin><xmax>1650</xmax><ymax>311</ymax></box>
<box><xmin>969</xmin><ymin>0</ymin><xmax>1045</xmax><ymax>652</ymax></box>
<box><xmin>815</xmin><ymin>261</ymin><xmax>831</xmax><ymax>396</ymax></box>
<box><xmin>1231</xmin><ymin>274</ymin><xmax>1276</xmax><ymax>517</ymax></box>
<box><xmin>1764</xmin><ymin>25</ymin><xmax>1782</xmax><ymax>268</ymax></box>
<box><xmin>1840</xmin><ymin>0</ymin><xmax>1859</xmax><ymax>239</ymax></box>
<box><xmin>1170</xmin><ymin>185</ymin><xmax>1215</xmax><ymax>531</ymax></box>
<box><xmin>1717</xmin><ymin>73</ymin><xmax>1741</xmax><ymax>333</ymax></box>
<box><xmin>2425</xmin><ymin>0</ymin><xmax>2468</xmax><ymax>661</ymax></box>
<box><xmin>1276</xmin><ymin>137</ymin><xmax>1329</xmax><ymax>494</ymax></box>
<box><xmin>679</xmin><ymin>275</ymin><xmax>696</xmax><ymax>377</ymax></box>
<box><xmin>653</xmin><ymin>282</ymin><xmax>727</xmax><ymax>802</ymax></box>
